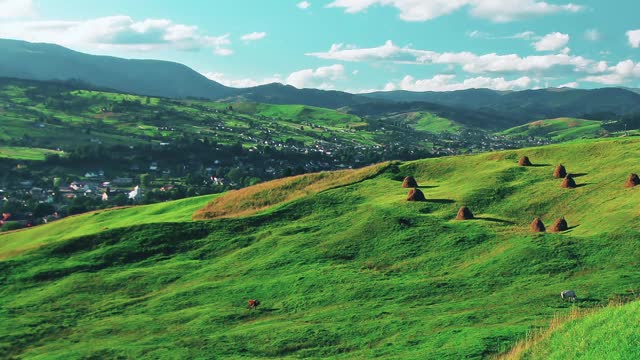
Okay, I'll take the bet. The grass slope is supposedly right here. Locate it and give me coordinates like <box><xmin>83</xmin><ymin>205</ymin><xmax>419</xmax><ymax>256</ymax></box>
<box><xmin>1</xmin><ymin>138</ymin><xmax>639</xmax><ymax>359</ymax></box>
<box><xmin>0</xmin><ymin>195</ymin><xmax>217</xmax><ymax>260</ymax></box>
<box><xmin>0</xmin><ymin>146</ymin><xmax>63</xmax><ymax>161</ymax></box>
<box><xmin>499</xmin><ymin>118</ymin><xmax>603</xmax><ymax>140</ymax></box>
<box><xmin>509</xmin><ymin>301</ymin><xmax>640</xmax><ymax>359</ymax></box>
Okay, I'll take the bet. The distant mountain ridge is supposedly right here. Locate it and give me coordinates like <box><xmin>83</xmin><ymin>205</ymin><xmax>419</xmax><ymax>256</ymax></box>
<box><xmin>0</xmin><ymin>38</ymin><xmax>233</xmax><ymax>99</ymax></box>
<box><xmin>2</xmin><ymin>38</ymin><xmax>640</xmax><ymax>125</ymax></box>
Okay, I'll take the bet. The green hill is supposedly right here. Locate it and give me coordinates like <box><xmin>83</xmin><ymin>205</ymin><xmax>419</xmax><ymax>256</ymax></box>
<box><xmin>499</xmin><ymin>118</ymin><xmax>604</xmax><ymax>140</ymax></box>
<box><xmin>503</xmin><ymin>301</ymin><xmax>640</xmax><ymax>359</ymax></box>
<box><xmin>1</xmin><ymin>138</ymin><xmax>639</xmax><ymax>359</ymax></box>
<box><xmin>0</xmin><ymin>77</ymin><xmax>377</xmax><ymax>149</ymax></box>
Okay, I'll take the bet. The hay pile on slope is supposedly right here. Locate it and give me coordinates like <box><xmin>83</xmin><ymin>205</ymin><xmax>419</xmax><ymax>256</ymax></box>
<box><xmin>625</xmin><ymin>173</ymin><xmax>640</xmax><ymax>188</ymax></box>
<box><xmin>406</xmin><ymin>188</ymin><xmax>426</xmax><ymax>202</ymax></box>
<box><xmin>530</xmin><ymin>217</ymin><xmax>546</xmax><ymax>232</ymax></box>
<box><xmin>561</xmin><ymin>174</ymin><xmax>577</xmax><ymax>189</ymax></box>
<box><xmin>551</xmin><ymin>217</ymin><xmax>568</xmax><ymax>232</ymax></box>
<box><xmin>455</xmin><ymin>206</ymin><xmax>474</xmax><ymax>220</ymax></box>
<box><xmin>402</xmin><ymin>176</ymin><xmax>418</xmax><ymax>188</ymax></box>
<box><xmin>553</xmin><ymin>164</ymin><xmax>567</xmax><ymax>178</ymax></box>
<box><xmin>518</xmin><ymin>156</ymin><xmax>532</xmax><ymax>166</ymax></box>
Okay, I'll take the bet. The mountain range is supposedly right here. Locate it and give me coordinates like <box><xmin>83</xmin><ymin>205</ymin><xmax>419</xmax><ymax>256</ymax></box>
<box><xmin>2</xmin><ymin>38</ymin><xmax>640</xmax><ymax>128</ymax></box>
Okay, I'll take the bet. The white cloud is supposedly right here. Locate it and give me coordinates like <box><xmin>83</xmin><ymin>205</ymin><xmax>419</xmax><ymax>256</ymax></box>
<box><xmin>0</xmin><ymin>15</ymin><xmax>233</xmax><ymax>55</ymax></box>
<box><xmin>204</xmin><ymin>72</ymin><xmax>282</xmax><ymax>88</ymax></box>
<box><xmin>307</xmin><ymin>40</ymin><xmax>408</xmax><ymax>62</ymax></box>
<box><xmin>469</xmin><ymin>0</ymin><xmax>582</xmax><ymax>22</ymax></box>
<box><xmin>307</xmin><ymin>40</ymin><xmax>594</xmax><ymax>76</ymax></box>
<box><xmin>559</xmin><ymin>81</ymin><xmax>578</xmax><ymax>88</ymax></box>
<box><xmin>394</xmin><ymin>74</ymin><xmax>533</xmax><ymax>91</ymax></box>
<box><xmin>581</xmin><ymin>60</ymin><xmax>640</xmax><ymax>85</ymax></box>
<box><xmin>534</xmin><ymin>32</ymin><xmax>570</xmax><ymax>51</ymax></box>
<box><xmin>509</xmin><ymin>31</ymin><xmax>536</xmax><ymax>40</ymax></box>
<box><xmin>627</xmin><ymin>29</ymin><xmax>640</xmax><ymax>48</ymax></box>
<box><xmin>326</xmin><ymin>0</ymin><xmax>583</xmax><ymax>22</ymax></box>
<box><xmin>241</xmin><ymin>31</ymin><xmax>267</xmax><ymax>41</ymax></box>
<box><xmin>206</xmin><ymin>65</ymin><xmax>348</xmax><ymax>89</ymax></box>
<box><xmin>214</xmin><ymin>47</ymin><xmax>234</xmax><ymax>56</ymax></box>
<box><xmin>584</xmin><ymin>29</ymin><xmax>600</xmax><ymax>41</ymax></box>
<box><xmin>0</xmin><ymin>0</ymin><xmax>34</xmax><ymax>19</ymax></box>
<box><xmin>297</xmin><ymin>1</ymin><xmax>312</xmax><ymax>9</ymax></box>
<box><xmin>286</xmin><ymin>64</ymin><xmax>346</xmax><ymax>89</ymax></box>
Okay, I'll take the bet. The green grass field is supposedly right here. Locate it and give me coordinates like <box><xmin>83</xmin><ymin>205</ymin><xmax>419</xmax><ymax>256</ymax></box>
<box><xmin>499</xmin><ymin>118</ymin><xmax>603</xmax><ymax>140</ymax></box>
<box><xmin>502</xmin><ymin>301</ymin><xmax>640</xmax><ymax>359</ymax></box>
<box><xmin>0</xmin><ymin>146</ymin><xmax>64</xmax><ymax>161</ymax></box>
<box><xmin>1</xmin><ymin>138</ymin><xmax>639</xmax><ymax>359</ymax></box>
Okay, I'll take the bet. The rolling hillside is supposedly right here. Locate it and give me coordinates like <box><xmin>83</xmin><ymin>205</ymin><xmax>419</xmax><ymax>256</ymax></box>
<box><xmin>499</xmin><ymin>118</ymin><xmax>604</xmax><ymax>140</ymax></box>
<box><xmin>1</xmin><ymin>138</ymin><xmax>639</xmax><ymax>358</ymax></box>
<box><xmin>0</xmin><ymin>77</ymin><xmax>378</xmax><ymax>149</ymax></box>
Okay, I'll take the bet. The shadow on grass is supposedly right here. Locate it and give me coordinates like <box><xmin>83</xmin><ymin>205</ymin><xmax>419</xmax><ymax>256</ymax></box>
<box><xmin>474</xmin><ymin>217</ymin><xmax>515</xmax><ymax>225</ymax></box>
<box><xmin>425</xmin><ymin>198</ymin><xmax>455</xmax><ymax>204</ymax></box>
<box><xmin>574</xmin><ymin>183</ymin><xmax>591</xmax><ymax>188</ymax></box>
<box><xmin>417</xmin><ymin>185</ymin><xmax>439</xmax><ymax>189</ymax></box>
<box><xmin>571</xmin><ymin>173</ymin><xmax>588</xmax><ymax>178</ymax></box>
<box><xmin>530</xmin><ymin>163</ymin><xmax>552</xmax><ymax>167</ymax></box>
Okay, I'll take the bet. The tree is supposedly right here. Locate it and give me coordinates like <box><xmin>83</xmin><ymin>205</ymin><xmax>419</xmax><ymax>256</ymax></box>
<box><xmin>33</xmin><ymin>203</ymin><xmax>55</xmax><ymax>218</ymax></box>
<box><xmin>140</xmin><ymin>174</ymin><xmax>152</xmax><ymax>188</ymax></box>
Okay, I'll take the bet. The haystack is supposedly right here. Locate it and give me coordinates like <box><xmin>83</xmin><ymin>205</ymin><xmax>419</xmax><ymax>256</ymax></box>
<box><xmin>561</xmin><ymin>174</ymin><xmax>577</xmax><ymax>189</ymax></box>
<box><xmin>530</xmin><ymin>217</ymin><xmax>546</xmax><ymax>232</ymax></box>
<box><xmin>455</xmin><ymin>206</ymin><xmax>474</xmax><ymax>220</ymax></box>
<box><xmin>553</xmin><ymin>164</ymin><xmax>567</xmax><ymax>179</ymax></box>
<box><xmin>518</xmin><ymin>156</ymin><xmax>533</xmax><ymax>166</ymax></box>
<box><xmin>402</xmin><ymin>176</ymin><xmax>419</xmax><ymax>188</ymax></box>
<box><xmin>625</xmin><ymin>173</ymin><xmax>640</xmax><ymax>188</ymax></box>
<box><xmin>406</xmin><ymin>188</ymin><xmax>426</xmax><ymax>202</ymax></box>
<box><xmin>551</xmin><ymin>217</ymin><xmax>568</xmax><ymax>232</ymax></box>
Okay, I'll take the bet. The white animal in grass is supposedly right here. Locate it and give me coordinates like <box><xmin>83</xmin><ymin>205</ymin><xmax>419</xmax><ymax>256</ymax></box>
<box><xmin>561</xmin><ymin>290</ymin><xmax>577</xmax><ymax>302</ymax></box>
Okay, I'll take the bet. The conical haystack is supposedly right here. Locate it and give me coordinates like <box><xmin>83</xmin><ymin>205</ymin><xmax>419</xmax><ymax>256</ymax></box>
<box><xmin>518</xmin><ymin>156</ymin><xmax>532</xmax><ymax>166</ymax></box>
<box><xmin>551</xmin><ymin>217</ymin><xmax>568</xmax><ymax>232</ymax></box>
<box><xmin>406</xmin><ymin>188</ymin><xmax>426</xmax><ymax>202</ymax></box>
<box><xmin>530</xmin><ymin>217</ymin><xmax>546</xmax><ymax>232</ymax></box>
<box><xmin>625</xmin><ymin>173</ymin><xmax>640</xmax><ymax>188</ymax></box>
<box><xmin>561</xmin><ymin>174</ymin><xmax>577</xmax><ymax>189</ymax></box>
<box><xmin>553</xmin><ymin>164</ymin><xmax>567</xmax><ymax>179</ymax></box>
<box><xmin>455</xmin><ymin>206</ymin><xmax>474</xmax><ymax>220</ymax></box>
<box><xmin>402</xmin><ymin>176</ymin><xmax>418</xmax><ymax>188</ymax></box>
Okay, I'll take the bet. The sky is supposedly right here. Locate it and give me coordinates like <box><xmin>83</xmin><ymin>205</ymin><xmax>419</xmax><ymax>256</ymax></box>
<box><xmin>0</xmin><ymin>0</ymin><xmax>639</xmax><ymax>92</ymax></box>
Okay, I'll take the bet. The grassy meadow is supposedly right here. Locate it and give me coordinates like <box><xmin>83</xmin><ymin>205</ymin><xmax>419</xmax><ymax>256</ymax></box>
<box><xmin>499</xmin><ymin>118</ymin><xmax>604</xmax><ymax>140</ymax></box>
<box><xmin>1</xmin><ymin>138</ymin><xmax>639</xmax><ymax>359</ymax></box>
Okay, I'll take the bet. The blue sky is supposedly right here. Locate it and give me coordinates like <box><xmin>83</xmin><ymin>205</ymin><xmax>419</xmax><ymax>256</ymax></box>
<box><xmin>0</xmin><ymin>0</ymin><xmax>639</xmax><ymax>91</ymax></box>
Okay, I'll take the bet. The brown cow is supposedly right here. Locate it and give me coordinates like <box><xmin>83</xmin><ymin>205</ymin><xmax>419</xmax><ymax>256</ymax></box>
<box><xmin>247</xmin><ymin>299</ymin><xmax>261</xmax><ymax>309</ymax></box>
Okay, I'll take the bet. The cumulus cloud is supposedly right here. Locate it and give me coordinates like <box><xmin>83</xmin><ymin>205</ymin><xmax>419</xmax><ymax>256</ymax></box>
<box><xmin>534</xmin><ymin>32</ymin><xmax>570</xmax><ymax>51</ymax></box>
<box><xmin>205</xmin><ymin>65</ymin><xmax>347</xmax><ymax>89</ymax></box>
<box><xmin>204</xmin><ymin>72</ymin><xmax>282</xmax><ymax>88</ymax></box>
<box><xmin>241</xmin><ymin>31</ymin><xmax>267</xmax><ymax>41</ymax></box>
<box><xmin>326</xmin><ymin>0</ymin><xmax>583</xmax><ymax>22</ymax></box>
<box><xmin>0</xmin><ymin>15</ymin><xmax>233</xmax><ymax>55</ymax></box>
<box><xmin>286</xmin><ymin>64</ymin><xmax>346</xmax><ymax>89</ymax></box>
<box><xmin>297</xmin><ymin>1</ymin><xmax>311</xmax><ymax>9</ymax></box>
<box><xmin>559</xmin><ymin>81</ymin><xmax>578</xmax><ymax>88</ymax></box>
<box><xmin>627</xmin><ymin>30</ymin><xmax>640</xmax><ymax>48</ymax></box>
<box><xmin>389</xmin><ymin>74</ymin><xmax>533</xmax><ymax>91</ymax></box>
<box><xmin>0</xmin><ymin>0</ymin><xmax>34</xmax><ymax>19</ymax></box>
<box><xmin>581</xmin><ymin>59</ymin><xmax>640</xmax><ymax>85</ymax></box>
